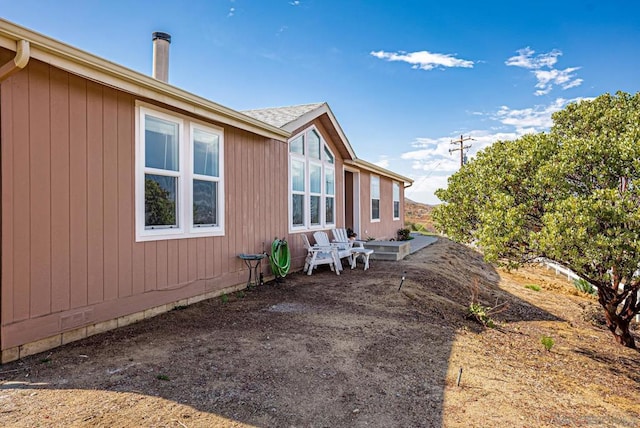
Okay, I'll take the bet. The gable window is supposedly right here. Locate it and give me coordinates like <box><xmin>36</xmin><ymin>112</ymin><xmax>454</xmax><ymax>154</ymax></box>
<box><xmin>289</xmin><ymin>127</ymin><xmax>335</xmax><ymax>230</ymax></box>
<box><xmin>136</xmin><ymin>104</ymin><xmax>224</xmax><ymax>241</ymax></box>
<box><xmin>371</xmin><ymin>175</ymin><xmax>380</xmax><ymax>221</ymax></box>
<box><xmin>393</xmin><ymin>182</ymin><xmax>400</xmax><ymax>220</ymax></box>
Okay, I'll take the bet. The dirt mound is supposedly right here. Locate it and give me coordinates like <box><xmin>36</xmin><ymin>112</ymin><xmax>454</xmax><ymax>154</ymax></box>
<box><xmin>1</xmin><ymin>238</ymin><xmax>638</xmax><ymax>427</ymax></box>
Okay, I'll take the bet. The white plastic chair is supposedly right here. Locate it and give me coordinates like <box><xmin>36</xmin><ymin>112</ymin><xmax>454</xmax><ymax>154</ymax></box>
<box><xmin>332</xmin><ymin>228</ymin><xmax>365</xmax><ymax>249</ymax></box>
<box><xmin>314</xmin><ymin>231</ymin><xmax>352</xmax><ymax>271</ymax></box>
<box><xmin>301</xmin><ymin>234</ymin><xmax>340</xmax><ymax>276</ymax></box>
<box><xmin>332</xmin><ymin>228</ymin><xmax>373</xmax><ymax>270</ymax></box>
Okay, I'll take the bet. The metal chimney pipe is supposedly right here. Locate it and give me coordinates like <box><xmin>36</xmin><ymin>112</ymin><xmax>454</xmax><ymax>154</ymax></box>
<box><xmin>152</xmin><ymin>32</ymin><xmax>171</xmax><ymax>82</ymax></box>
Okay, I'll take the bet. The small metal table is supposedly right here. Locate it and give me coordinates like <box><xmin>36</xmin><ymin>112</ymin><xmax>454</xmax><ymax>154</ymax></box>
<box><xmin>238</xmin><ymin>253</ymin><xmax>267</xmax><ymax>288</ymax></box>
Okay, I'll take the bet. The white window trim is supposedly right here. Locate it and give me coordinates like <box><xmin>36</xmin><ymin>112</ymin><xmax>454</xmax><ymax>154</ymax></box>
<box><xmin>188</xmin><ymin>122</ymin><xmax>225</xmax><ymax>236</ymax></box>
<box><xmin>370</xmin><ymin>174</ymin><xmax>380</xmax><ymax>222</ymax></box>
<box><xmin>392</xmin><ymin>181</ymin><xmax>400</xmax><ymax>221</ymax></box>
<box><xmin>135</xmin><ymin>103</ymin><xmax>225</xmax><ymax>242</ymax></box>
<box><xmin>288</xmin><ymin>125</ymin><xmax>336</xmax><ymax>232</ymax></box>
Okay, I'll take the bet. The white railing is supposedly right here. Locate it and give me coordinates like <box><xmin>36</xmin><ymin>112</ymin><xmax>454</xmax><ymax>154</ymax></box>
<box><xmin>535</xmin><ymin>258</ymin><xmax>582</xmax><ymax>282</ymax></box>
<box><xmin>536</xmin><ymin>258</ymin><xmax>640</xmax><ymax>323</ymax></box>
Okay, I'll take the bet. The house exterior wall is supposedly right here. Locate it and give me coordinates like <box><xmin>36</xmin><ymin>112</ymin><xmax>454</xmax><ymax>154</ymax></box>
<box><xmin>0</xmin><ymin>55</ymin><xmax>289</xmax><ymax>357</ymax></box>
<box><xmin>358</xmin><ymin>173</ymin><xmax>404</xmax><ymax>241</ymax></box>
<box><xmin>284</xmin><ymin>117</ymin><xmax>406</xmax><ymax>249</ymax></box>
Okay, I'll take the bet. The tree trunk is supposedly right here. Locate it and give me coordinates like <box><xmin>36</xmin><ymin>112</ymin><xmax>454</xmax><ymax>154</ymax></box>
<box><xmin>603</xmin><ymin>307</ymin><xmax>637</xmax><ymax>349</ymax></box>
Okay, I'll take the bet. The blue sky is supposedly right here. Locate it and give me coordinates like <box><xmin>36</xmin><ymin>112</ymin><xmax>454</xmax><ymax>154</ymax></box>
<box><xmin>2</xmin><ymin>1</ymin><xmax>639</xmax><ymax>204</ymax></box>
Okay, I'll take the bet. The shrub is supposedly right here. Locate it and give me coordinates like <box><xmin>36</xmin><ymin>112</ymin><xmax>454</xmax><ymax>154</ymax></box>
<box><xmin>573</xmin><ymin>278</ymin><xmax>597</xmax><ymax>295</ymax></box>
<box><xmin>397</xmin><ymin>228</ymin><xmax>412</xmax><ymax>241</ymax></box>
<box><xmin>541</xmin><ymin>336</ymin><xmax>554</xmax><ymax>352</ymax></box>
<box><xmin>465</xmin><ymin>278</ymin><xmax>508</xmax><ymax>328</ymax></box>
<box><xmin>468</xmin><ymin>303</ymin><xmax>496</xmax><ymax>328</ymax></box>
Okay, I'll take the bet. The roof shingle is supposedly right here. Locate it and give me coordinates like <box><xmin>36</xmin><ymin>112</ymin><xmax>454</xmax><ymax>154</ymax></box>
<box><xmin>242</xmin><ymin>103</ymin><xmax>324</xmax><ymax>128</ymax></box>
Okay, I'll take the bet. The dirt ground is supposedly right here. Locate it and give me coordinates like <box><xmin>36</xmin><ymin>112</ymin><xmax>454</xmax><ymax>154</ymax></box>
<box><xmin>1</xmin><ymin>238</ymin><xmax>639</xmax><ymax>427</ymax></box>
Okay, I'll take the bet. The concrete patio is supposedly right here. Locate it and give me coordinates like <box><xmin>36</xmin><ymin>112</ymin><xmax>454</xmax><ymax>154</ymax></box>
<box><xmin>363</xmin><ymin>233</ymin><xmax>438</xmax><ymax>261</ymax></box>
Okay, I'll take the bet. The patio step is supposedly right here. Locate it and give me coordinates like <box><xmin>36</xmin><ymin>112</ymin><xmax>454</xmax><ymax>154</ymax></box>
<box><xmin>368</xmin><ymin>251</ymin><xmax>404</xmax><ymax>261</ymax></box>
<box><xmin>363</xmin><ymin>240</ymin><xmax>411</xmax><ymax>261</ymax></box>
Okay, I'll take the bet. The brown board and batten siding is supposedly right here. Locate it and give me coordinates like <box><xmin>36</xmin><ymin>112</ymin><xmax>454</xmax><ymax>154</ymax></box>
<box><xmin>358</xmin><ymin>173</ymin><xmax>403</xmax><ymax>241</ymax></box>
<box><xmin>1</xmin><ymin>54</ymin><xmax>289</xmax><ymax>352</ymax></box>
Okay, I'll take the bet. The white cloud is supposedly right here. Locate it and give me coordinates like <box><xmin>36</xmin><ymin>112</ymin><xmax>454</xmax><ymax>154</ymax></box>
<box><xmin>400</xmin><ymin>130</ymin><xmax>516</xmax><ymax>205</ymax></box>
<box><xmin>399</xmin><ymin>97</ymin><xmax>594</xmax><ymax>204</ymax></box>
<box><xmin>405</xmin><ymin>175</ymin><xmax>450</xmax><ymax>205</ymax></box>
<box><xmin>533</xmin><ymin>67</ymin><xmax>582</xmax><ymax>95</ymax></box>
<box><xmin>506</xmin><ymin>47</ymin><xmax>561</xmax><ymax>69</ymax></box>
<box><xmin>402</xmin><ymin>126</ymin><xmax>540</xmax><ymax>204</ymax></box>
<box><xmin>506</xmin><ymin>47</ymin><xmax>582</xmax><ymax>95</ymax></box>
<box><xmin>228</xmin><ymin>7</ymin><xmax>235</xmax><ymax>17</ymax></box>
<box><xmin>290</xmin><ymin>0</ymin><xmax>301</xmax><ymax>5</ymax></box>
<box><xmin>401</xmin><ymin>128</ymin><xmax>524</xmax><ymax>167</ymax></box>
<box><xmin>410</xmin><ymin>158</ymin><xmax>461</xmax><ymax>172</ymax></box>
<box><xmin>493</xmin><ymin>98</ymin><xmax>568</xmax><ymax>131</ymax></box>
<box><xmin>373</xmin><ymin>157</ymin><xmax>390</xmax><ymax>169</ymax></box>
<box><xmin>562</xmin><ymin>78</ymin><xmax>583</xmax><ymax>90</ymax></box>
<box><xmin>370</xmin><ymin>50</ymin><xmax>474</xmax><ymax>71</ymax></box>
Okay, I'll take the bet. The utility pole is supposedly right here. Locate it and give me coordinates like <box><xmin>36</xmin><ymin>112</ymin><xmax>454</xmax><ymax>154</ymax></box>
<box><xmin>449</xmin><ymin>135</ymin><xmax>474</xmax><ymax>168</ymax></box>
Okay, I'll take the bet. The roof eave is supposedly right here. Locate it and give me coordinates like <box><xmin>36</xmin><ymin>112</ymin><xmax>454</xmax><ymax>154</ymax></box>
<box><xmin>282</xmin><ymin>103</ymin><xmax>357</xmax><ymax>160</ymax></box>
<box><xmin>346</xmin><ymin>159</ymin><xmax>414</xmax><ymax>185</ymax></box>
<box><xmin>0</xmin><ymin>18</ymin><xmax>289</xmax><ymax>142</ymax></box>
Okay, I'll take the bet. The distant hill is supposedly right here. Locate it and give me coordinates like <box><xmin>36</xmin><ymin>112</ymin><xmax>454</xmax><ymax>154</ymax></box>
<box><xmin>404</xmin><ymin>199</ymin><xmax>438</xmax><ymax>233</ymax></box>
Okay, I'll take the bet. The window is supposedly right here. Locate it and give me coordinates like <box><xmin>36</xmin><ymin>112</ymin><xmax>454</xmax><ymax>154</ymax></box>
<box><xmin>371</xmin><ymin>175</ymin><xmax>380</xmax><ymax>221</ymax></box>
<box><xmin>291</xmin><ymin>159</ymin><xmax>305</xmax><ymax>227</ymax></box>
<box><xmin>309</xmin><ymin>162</ymin><xmax>322</xmax><ymax>226</ymax></box>
<box><xmin>144</xmin><ymin>115</ymin><xmax>180</xmax><ymax>229</ymax></box>
<box><xmin>289</xmin><ymin>127</ymin><xmax>336</xmax><ymax>230</ymax></box>
<box><xmin>191</xmin><ymin>125</ymin><xmax>221</xmax><ymax>228</ymax></box>
<box><xmin>393</xmin><ymin>182</ymin><xmax>400</xmax><ymax>220</ymax></box>
<box><xmin>136</xmin><ymin>105</ymin><xmax>224</xmax><ymax>241</ymax></box>
<box><xmin>325</xmin><ymin>167</ymin><xmax>335</xmax><ymax>224</ymax></box>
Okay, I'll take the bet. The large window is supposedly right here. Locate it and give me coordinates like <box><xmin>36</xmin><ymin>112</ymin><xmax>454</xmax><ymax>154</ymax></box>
<box><xmin>136</xmin><ymin>105</ymin><xmax>224</xmax><ymax>241</ymax></box>
<box><xmin>371</xmin><ymin>175</ymin><xmax>380</xmax><ymax>221</ymax></box>
<box><xmin>393</xmin><ymin>182</ymin><xmax>400</xmax><ymax>220</ymax></box>
<box><xmin>289</xmin><ymin>127</ymin><xmax>335</xmax><ymax>230</ymax></box>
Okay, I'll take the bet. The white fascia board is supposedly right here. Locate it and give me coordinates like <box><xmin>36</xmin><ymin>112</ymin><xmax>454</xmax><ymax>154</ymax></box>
<box><xmin>281</xmin><ymin>103</ymin><xmax>357</xmax><ymax>160</ymax></box>
<box><xmin>0</xmin><ymin>18</ymin><xmax>289</xmax><ymax>142</ymax></box>
<box><xmin>346</xmin><ymin>159</ymin><xmax>414</xmax><ymax>186</ymax></box>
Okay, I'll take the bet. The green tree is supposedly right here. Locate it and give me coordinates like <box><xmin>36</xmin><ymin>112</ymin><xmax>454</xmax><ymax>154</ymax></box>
<box><xmin>434</xmin><ymin>92</ymin><xmax>640</xmax><ymax>348</ymax></box>
<box><xmin>145</xmin><ymin>178</ymin><xmax>176</xmax><ymax>227</ymax></box>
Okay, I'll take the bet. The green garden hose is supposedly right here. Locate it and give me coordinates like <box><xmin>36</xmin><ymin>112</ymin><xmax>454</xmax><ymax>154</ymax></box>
<box><xmin>269</xmin><ymin>238</ymin><xmax>291</xmax><ymax>278</ymax></box>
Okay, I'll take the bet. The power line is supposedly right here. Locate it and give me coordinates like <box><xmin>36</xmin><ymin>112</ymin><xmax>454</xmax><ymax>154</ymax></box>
<box><xmin>423</xmin><ymin>160</ymin><xmax>443</xmax><ymax>178</ymax></box>
<box><xmin>449</xmin><ymin>135</ymin><xmax>474</xmax><ymax>168</ymax></box>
